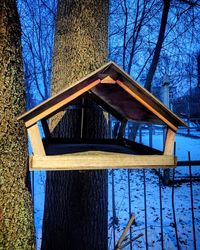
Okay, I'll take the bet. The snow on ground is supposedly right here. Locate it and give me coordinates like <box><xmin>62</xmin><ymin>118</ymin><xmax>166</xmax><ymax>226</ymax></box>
<box><xmin>108</xmin><ymin>169</ymin><xmax>200</xmax><ymax>250</ymax></box>
<box><xmin>33</xmin><ymin>129</ymin><xmax>200</xmax><ymax>250</ymax></box>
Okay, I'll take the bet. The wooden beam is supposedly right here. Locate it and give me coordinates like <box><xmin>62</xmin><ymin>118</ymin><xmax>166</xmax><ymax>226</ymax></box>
<box><xmin>116</xmin><ymin>80</ymin><xmax>178</xmax><ymax>132</ymax></box>
<box><xmin>41</xmin><ymin>119</ymin><xmax>51</xmax><ymax>139</ymax></box>
<box><xmin>164</xmin><ymin>127</ymin><xmax>176</xmax><ymax>155</ymax></box>
<box><xmin>25</xmin><ymin>79</ymin><xmax>101</xmax><ymax>128</ymax></box>
<box><xmin>101</xmin><ymin>75</ymin><xmax>116</xmax><ymax>84</ymax></box>
<box><xmin>29</xmin><ymin>154</ymin><xmax>176</xmax><ymax>170</ymax></box>
<box><xmin>28</xmin><ymin>124</ymin><xmax>46</xmax><ymax>156</ymax></box>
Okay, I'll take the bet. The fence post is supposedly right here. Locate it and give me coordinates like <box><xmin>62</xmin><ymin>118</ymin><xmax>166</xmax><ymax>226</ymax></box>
<box><xmin>149</xmin><ymin>125</ymin><xmax>152</xmax><ymax>147</ymax></box>
<box><xmin>159</xmin><ymin>169</ymin><xmax>164</xmax><ymax>250</ymax></box>
<box><xmin>188</xmin><ymin>152</ymin><xmax>197</xmax><ymax>250</ymax></box>
<box><xmin>143</xmin><ymin>169</ymin><xmax>148</xmax><ymax>250</ymax></box>
<box><xmin>112</xmin><ymin>169</ymin><xmax>116</xmax><ymax>247</ymax></box>
<box><xmin>128</xmin><ymin>169</ymin><xmax>133</xmax><ymax>250</ymax></box>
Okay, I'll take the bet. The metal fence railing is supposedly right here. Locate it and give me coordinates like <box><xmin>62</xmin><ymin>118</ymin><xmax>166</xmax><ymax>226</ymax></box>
<box><xmin>109</xmin><ymin>163</ymin><xmax>199</xmax><ymax>249</ymax></box>
<box><xmin>109</xmin><ymin>124</ymin><xmax>199</xmax><ymax>250</ymax></box>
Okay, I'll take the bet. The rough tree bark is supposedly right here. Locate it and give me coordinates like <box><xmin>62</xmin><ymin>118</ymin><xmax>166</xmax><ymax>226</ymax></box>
<box><xmin>0</xmin><ymin>1</ymin><xmax>35</xmax><ymax>249</ymax></box>
<box><xmin>145</xmin><ymin>0</ymin><xmax>170</xmax><ymax>91</ymax></box>
<box><xmin>42</xmin><ymin>1</ymin><xmax>108</xmax><ymax>249</ymax></box>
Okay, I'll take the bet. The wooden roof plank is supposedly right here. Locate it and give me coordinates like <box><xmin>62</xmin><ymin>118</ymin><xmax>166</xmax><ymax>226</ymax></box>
<box><xmin>110</xmin><ymin>62</ymin><xmax>186</xmax><ymax>127</ymax></box>
<box><xmin>116</xmin><ymin>80</ymin><xmax>178</xmax><ymax>131</ymax></box>
<box><xmin>24</xmin><ymin>79</ymin><xmax>101</xmax><ymax>128</ymax></box>
<box><xmin>18</xmin><ymin>61</ymin><xmax>186</xmax><ymax>130</ymax></box>
<box><xmin>18</xmin><ymin>61</ymin><xmax>113</xmax><ymax>121</ymax></box>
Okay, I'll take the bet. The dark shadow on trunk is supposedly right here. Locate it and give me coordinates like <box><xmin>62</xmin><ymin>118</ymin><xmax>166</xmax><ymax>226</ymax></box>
<box><xmin>42</xmin><ymin>100</ymin><xmax>108</xmax><ymax>250</ymax></box>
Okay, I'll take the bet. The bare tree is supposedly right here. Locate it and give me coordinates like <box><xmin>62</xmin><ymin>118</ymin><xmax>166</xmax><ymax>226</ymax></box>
<box><xmin>18</xmin><ymin>0</ymin><xmax>56</xmax><ymax>106</ymax></box>
<box><xmin>110</xmin><ymin>0</ymin><xmax>162</xmax><ymax>74</ymax></box>
<box><xmin>145</xmin><ymin>0</ymin><xmax>171</xmax><ymax>91</ymax></box>
<box><xmin>109</xmin><ymin>0</ymin><xmax>200</xmax><ymax>94</ymax></box>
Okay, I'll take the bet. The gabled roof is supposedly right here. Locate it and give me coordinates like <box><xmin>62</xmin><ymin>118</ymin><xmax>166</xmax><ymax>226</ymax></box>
<box><xmin>18</xmin><ymin>61</ymin><xmax>186</xmax><ymax>131</ymax></box>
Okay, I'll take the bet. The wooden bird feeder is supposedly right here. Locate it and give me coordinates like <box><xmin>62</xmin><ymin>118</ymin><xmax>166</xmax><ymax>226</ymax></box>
<box><xmin>18</xmin><ymin>61</ymin><xmax>186</xmax><ymax>171</ymax></box>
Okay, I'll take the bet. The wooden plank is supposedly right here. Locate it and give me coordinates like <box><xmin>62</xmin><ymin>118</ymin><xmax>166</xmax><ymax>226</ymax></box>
<box><xmin>101</xmin><ymin>75</ymin><xmax>116</xmax><ymax>84</ymax></box>
<box><xmin>28</xmin><ymin>124</ymin><xmax>46</xmax><ymax>156</ymax></box>
<box><xmin>116</xmin><ymin>80</ymin><xmax>178</xmax><ymax>132</ymax></box>
<box><xmin>25</xmin><ymin>79</ymin><xmax>101</xmax><ymax>128</ymax></box>
<box><xmin>29</xmin><ymin>154</ymin><xmax>176</xmax><ymax>170</ymax></box>
<box><xmin>18</xmin><ymin>61</ymin><xmax>114</xmax><ymax>121</ymax></box>
<box><xmin>41</xmin><ymin>119</ymin><xmax>51</xmax><ymax>139</ymax></box>
<box><xmin>164</xmin><ymin>127</ymin><xmax>175</xmax><ymax>155</ymax></box>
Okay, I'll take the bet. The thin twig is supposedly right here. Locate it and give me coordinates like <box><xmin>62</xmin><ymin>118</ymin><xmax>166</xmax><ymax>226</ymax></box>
<box><xmin>115</xmin><ymin>214</ymin><xmax>135</xmax><ymax>250</ymax></box>
<box><xmin>119</xmin><ymin>233</ymin><xmax>144</xmax><ymax>249</ymax></box>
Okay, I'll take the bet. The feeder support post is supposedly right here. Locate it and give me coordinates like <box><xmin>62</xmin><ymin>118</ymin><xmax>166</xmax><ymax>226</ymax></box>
<box><xmin>117</xmin><ymin>119</ymin><xmax>127</xmax><ymax>140</ymax></box>
<box><xmin>27</xmin><ymin>123</ymin><xmax>46</xmax><ymax>156</ymax></box>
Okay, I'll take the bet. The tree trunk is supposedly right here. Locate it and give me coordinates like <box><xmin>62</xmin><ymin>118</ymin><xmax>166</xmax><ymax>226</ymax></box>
<box><xmin>42</xmin><ymin>0</ymin><xmax>109</xmax><ymax>249</ymax></box>
<box><xmin>144</xmin><ymin>0</ymin><xmax>170</xmax><ymax>91</ymax></box>
<box><xmin>0</xmin><ymin>1</ymin><xmax>35</xmax><ymax>249</ymax></box>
